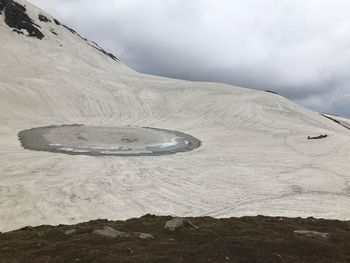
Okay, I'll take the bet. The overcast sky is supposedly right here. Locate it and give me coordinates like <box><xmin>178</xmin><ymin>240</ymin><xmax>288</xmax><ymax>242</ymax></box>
<box><xmin>29</xmin><ymin>0</ymin><xmax>350</xmax><ymax>117</ymax></box>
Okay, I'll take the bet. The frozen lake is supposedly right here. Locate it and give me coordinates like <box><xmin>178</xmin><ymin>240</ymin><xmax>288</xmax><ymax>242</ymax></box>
<box><xmin>18</xmin><ymin>125</ymin><xmax>201</xmax><ymax>156</ymax></box>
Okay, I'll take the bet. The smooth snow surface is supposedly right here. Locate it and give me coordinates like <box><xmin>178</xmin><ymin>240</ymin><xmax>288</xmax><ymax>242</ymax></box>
<box><xmin>0</xmin><ymin>0</ymin><xmax>350</xmax><ymax>232</ymax></box>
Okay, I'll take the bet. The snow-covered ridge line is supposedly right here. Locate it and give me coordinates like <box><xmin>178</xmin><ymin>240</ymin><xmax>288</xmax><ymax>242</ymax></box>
<box><xmin>0</xmin><ymin>0</ymin><xmax>119</xmax><ymax>61</ymax></box>
<box><xmin>321</xmin><ymin>113</ymin><xmax>350</xmax><ymax>130</ymax></box>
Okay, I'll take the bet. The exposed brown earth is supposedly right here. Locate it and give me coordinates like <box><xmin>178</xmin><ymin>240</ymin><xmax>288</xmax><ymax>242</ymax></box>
<box><xmin>0</xmin><ymin>215</ymin><xmax>349</xmax><ymax>263</ymax></box>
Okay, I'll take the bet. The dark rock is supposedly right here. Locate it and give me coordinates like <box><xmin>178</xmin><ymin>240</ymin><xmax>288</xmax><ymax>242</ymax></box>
<box><xmin>307</xmin><ymin>134</ymin><xmax>328</xmax><ymax>140</ymax></box>
<box><xmin>53</xmin><ymin>18</ymin><xmax>60</xmax><ymax>25</ymax></box>
<box><xmin>265</xmin><ymin>90</ymin><xmax>278</xmax><ymax>94</ymax></box>
<box><xmin>88</xmin><ymin>43</ymin><xmax>119</xmax><ymax>62</ymax></box>
<box><xmin>50</xmin><ymin>28</ymin><xmax>57</xmax><ymax>35</ymax></box>
<box><xmin>12</xmin><ymin>28</ymin><xmax>24</xmax><ymax>35</ymax></box>
<box><xmin>1</xmin><ymin>0</ymin><xmax>44</xmax><ymax>39</ymax></box>
<box><xmin>58</xmin><ymin>21</ymin><xmax>119</xmax><ymax>62</ymax></box>
<box><xmin>26</xmin><ymin>8</ymin><xmax>120</xmax><ymax>62</ymax></box>
<box><xmin>62</xmin><ymin>24</ymin><xmax>77</xmax><ymax>35</ymax></box>
<box><xmin>38</xmin><ymin>14</ymin><xmax>50</xmax><ymax>23</ymax></box>
<box><xmin>0</xmin><ymin>0</ymin><xmax>7</xmax><ymax>13</ymax></box>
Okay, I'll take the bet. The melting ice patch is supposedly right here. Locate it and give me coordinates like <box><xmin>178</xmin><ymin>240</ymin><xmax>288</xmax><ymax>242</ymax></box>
<box><xmin>19</xmin><ymin>125</ymin><xmax>201</xmax><ymax>156</ymax></box>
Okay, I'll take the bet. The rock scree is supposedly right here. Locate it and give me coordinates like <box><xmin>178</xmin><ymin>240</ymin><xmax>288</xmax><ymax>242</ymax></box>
<box><xmin>0</xmin><ymin>215</ymin><xmax>349</xmax><ymax>263</ymax></box>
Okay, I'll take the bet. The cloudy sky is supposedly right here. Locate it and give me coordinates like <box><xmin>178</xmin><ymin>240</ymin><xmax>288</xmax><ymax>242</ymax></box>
<box><xmin>29</xmin><ymin>0</ymin><xmax>350</xmax><ymax>117</ymax></box>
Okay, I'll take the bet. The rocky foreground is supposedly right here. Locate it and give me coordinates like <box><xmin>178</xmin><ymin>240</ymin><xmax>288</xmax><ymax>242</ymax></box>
<box><xmin>0</xmin><ymin>215</ymin><xmax>349</xmax><ymax>263</ymax></box>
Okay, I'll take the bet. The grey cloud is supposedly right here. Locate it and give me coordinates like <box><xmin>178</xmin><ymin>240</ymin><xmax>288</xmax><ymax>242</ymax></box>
<box><xmin>332</xmin><ymin>96</ymin><xmax>350</xmax><ymax>117</ymax></box>
<box><xmin>29</xmin><ymin>0</ymin><xmax>350</xmax><ymax>117</ymax></box>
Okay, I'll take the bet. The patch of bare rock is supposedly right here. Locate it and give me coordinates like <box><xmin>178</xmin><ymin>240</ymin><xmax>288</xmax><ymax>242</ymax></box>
<box><xmin>293</xmin><ymin>230</ymin><xmax>331</xmax><ymax>240</ymax></box>
<box><xmin>164</xmin><ymin>217</ymin><xmax>199</xmax><ymax>231</ymax></box>
<box><xmin>93</xmin><ymin>226</ymin><xmax>129</xmax><ymax>239</ymax></box>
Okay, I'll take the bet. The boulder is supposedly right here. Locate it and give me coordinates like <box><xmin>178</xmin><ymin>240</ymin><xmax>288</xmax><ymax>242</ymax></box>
<box><xmin>93</xmin><ymin>226</ymin><xmax>128</xmax><ymax>239</ymax></box>
<box><xmin>164</xmin><ymin>218</ymin><xmax>198</xmax><ymax>231</ymax></box>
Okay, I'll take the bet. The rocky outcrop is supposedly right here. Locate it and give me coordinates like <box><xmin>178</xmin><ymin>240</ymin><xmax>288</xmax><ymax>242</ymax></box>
<box><xmin>0</xmin><ymin>0</ymin><xmax>44</xmax><ymax>39</ymax></box>
<box><xmin>93</xmin><ymin>226</ymin><xmax>129</xmax><ymax>239</ymax></box>
<box><xmin>38</xmin><ymin>13</ymin><xmax>50</xmax><ymax>23</ymax></box>
<box><xmin>0</xmin><ymin>0</ymin><xmax>119</xmax><ymax>61</ymax></box>
<box><xmin>164</xmin><ymin>217</ymin><xmax>199</xmax><ymax>231</ymax></box>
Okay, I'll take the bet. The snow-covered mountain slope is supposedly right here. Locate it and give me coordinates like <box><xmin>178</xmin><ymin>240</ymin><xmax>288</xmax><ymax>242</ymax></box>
<box><xmin>1</xmin><ymin>0</ymin><xmax>350</xmax><ymax>232</ymax></box>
